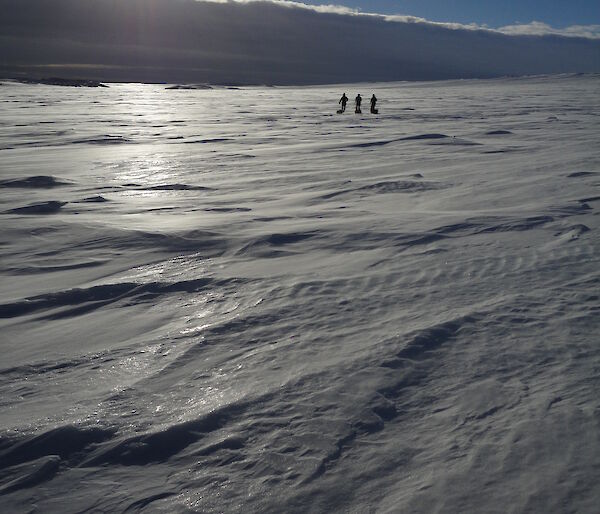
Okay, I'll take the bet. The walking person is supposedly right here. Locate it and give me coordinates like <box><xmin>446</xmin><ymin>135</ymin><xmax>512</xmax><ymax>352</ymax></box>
<box><xmin>338</xmin><ymin>93</ymin><xmax>348</xmax><ymax>113</ymax></box>
<box><xmin>355</xmin><ymin>93</ymin><xmax>362</xmax><ymax>113</ymax></box>
<box><xmin>370</xmin><ymin>94</ymin><xmax>378</xmax><ymax>114</ymax></box>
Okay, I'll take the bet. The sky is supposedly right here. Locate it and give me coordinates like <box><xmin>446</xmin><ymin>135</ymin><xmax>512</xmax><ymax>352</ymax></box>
<box><xmin>302</xmin><ymin>0</ymin><xmax>600</xmax><ymax>28</ymax></box>
<box><xmin>1</xmin><ymin>0</ymin><xmax>599</xmax><ymax>85</ymax></box>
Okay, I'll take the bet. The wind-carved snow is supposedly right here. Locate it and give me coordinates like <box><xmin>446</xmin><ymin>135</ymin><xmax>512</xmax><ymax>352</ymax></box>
<box><xmin>0</xmin><ymin>75</ymin><xmax>599</xmax><ymax>513</ymax></box>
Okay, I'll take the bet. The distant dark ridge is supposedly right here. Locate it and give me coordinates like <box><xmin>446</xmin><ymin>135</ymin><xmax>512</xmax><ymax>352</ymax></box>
<box><xmin>486</xmin><ymin>130</ymin><xmax>513</xmax><ymax>135</ymax></box>
<box><xmin>6</xmin><ymin>201</ymin><xmax>67</xmax><ymax>215</ymax></box>
<box><xmin>0</xmin><ymin>425</ymin><xmax>116</xmax><ymax>468</ymax></box>
<box><xmin>0</xmin><ymin>456</ymin><xmax>61</xmax><ymax>495</ymax></box>
<box><xmin>166</xmin><ymin>84</ymin><xmax>212</xmax><ymax>90</ymax></box>
<box><xmin>0</xmin><ymin>276</ymin><xmax>245</xmax><ymax>319</ymax></box>
<box><xmin>567</xmin><ymin>171</ymin><xmax>597</xmax><ymax>178</ymax></box>
<box><xmin>78</xmin><ymin>195</ymin><xmax>109</xmax><ymax>203</ymax></box>
<box><xmin>16</xmin><ymin>77</ymin><xmax>108</xmax><ymax>87</ymax></box>
<box><xmin>345</xmin><ymin>133</ymin><xmax>449</xmax><ymax>149</ymax></box>
<box><xmin>318</xmin><ymin>180</ymin><xmax>445</xmax><ymax>201</ymax></box>
<box><xmin>71</xmin><ymin>135</ymin><xmax>131</xmax><ymax>145</ymax></box>
<box><xmin>0</xmin><ymin>176</ymin><xmax>69</xmax><ymax>188</ymax></box>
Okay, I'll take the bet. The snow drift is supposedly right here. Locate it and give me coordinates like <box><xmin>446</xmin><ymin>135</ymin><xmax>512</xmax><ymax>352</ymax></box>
<box><xmin>0</xmin><ymin>73</ymin><xmax>599</xmax><ymax>512</ymax></box>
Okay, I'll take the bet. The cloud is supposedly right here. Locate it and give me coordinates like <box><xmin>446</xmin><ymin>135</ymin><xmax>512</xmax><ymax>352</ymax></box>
<box><xmin>497</xmin><ymin>21</ymin><xmax>600</xmax><ymax>39</ymax></box>
<box><xmin>216</xmin><ymin>0</ymin><xmax>360</xmax><ymax>15</ymax></box>
<box><xmin>1</xmin><ymin>0</ymin><xmax>599</xmax><ymax>84</ymax></box>
<box><xmin>208</xmin><ymin>0</ymin><xmax>600</xmax><ymax>39</ymax></box>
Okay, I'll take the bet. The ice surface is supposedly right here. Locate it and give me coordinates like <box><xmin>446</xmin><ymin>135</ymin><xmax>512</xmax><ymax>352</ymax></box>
<box><xmin>0</xmin><ymin>75</ymin><xmax>599</xmax><ymax>512</ymax></box>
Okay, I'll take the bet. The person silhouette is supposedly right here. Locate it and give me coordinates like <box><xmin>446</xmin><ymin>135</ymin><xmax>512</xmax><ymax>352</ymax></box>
<box><xmin>355</xmin><ymin>94</ymin><xmax>362</xmax><ymax>113</ymax></box>
<box><xmin>370</xmin><ymin>94</ymin><xmax>378</xmax><ymax>114</ymax></box>
<box><xmin>338</xmin><ymin>93</ymin><xmax>348</xmax><ymax>113</ymax></box>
